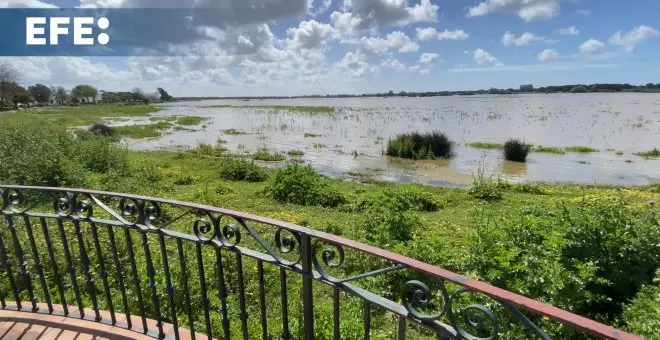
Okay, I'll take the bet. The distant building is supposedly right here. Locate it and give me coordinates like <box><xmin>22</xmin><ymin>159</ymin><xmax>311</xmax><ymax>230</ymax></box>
<box><xmin>520</xmin><ymin>84</ymin><xmax>534</xmax><ymax>91</ymax></box>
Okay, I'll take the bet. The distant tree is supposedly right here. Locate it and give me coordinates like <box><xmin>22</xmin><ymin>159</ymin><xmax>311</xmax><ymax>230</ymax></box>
<box><xmin>570</xmin><ymin>86</ymin><xmax>587</xmax><ymax>93</ymax></box>
<box><xmin>101</xmin><ymin>91</ymin><xmax>120</xmax><ymax>103</ymax></box>
<box><xmin>55</xmin><ymin>87</ymin><xmax>68</xmax><ymax>104</ymax></box>
<box><xmin>0</xmin><ymin>62</ymin><xmax>20</xmax><ymax>108</ymax></box>
<box><xmin>157</xmin><ymin>87</ymin><xmax>173</xmax><ymax>101</ymax></box>
<box><xmin>28</xmin><ymin>84</ymin><xmax>52</xmax><ymax>104</ymax></box>
<box><xmin>131</xmin><ymin>87</ymin><xmax>145</xmax><ymax>102</ymax></box>
<box><xmin>71</xmin><ymin>84</ymin><xmax>98</xmax><ymax>103</ymax></box>
<box><xmin>10</xmin><ymin>85</ymin><xmax>30</xmax><ymax>106</ymax></box>
<box><xmin>646</xmin><ymin>83</ymin><xmax>655</xmax><ymax>89</ymax></box>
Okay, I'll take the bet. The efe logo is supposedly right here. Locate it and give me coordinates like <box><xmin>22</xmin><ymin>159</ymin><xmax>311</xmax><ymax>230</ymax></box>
<box><xmin>26</xmin><ymin>17</ymin><xmax>110</xmax><ymax>46</ymax></box>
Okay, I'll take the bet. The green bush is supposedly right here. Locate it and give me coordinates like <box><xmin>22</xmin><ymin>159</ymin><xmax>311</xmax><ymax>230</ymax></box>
<box><xmin>560</xmin><ymin>197</ymin><xmax>660</xmax><ymax>319</ymax></box>
<box><xmin>89</xmin><ymin>123</ymin><xmax>117</xmax><ymax>138</ymax></box>
<box><xmin>219</xmin><ymin>158</ymin><xmax>269</xmax><ymax>182</ymax></box>
<box><xmin>0</xmin><ymin>123</ymin><xmax>127</xmax><ymax>187</ymax></box>
<box><xmin>356</xmin><ymin>184</ymin><xmax>442</xmax><ymax>212</ymax></box>
<box><xmin>503</xmin><ymin>139</ymin><xmax>531</xmax><ymax>162</ymax></box>
<box><xmin>622</xmin><ymin>272</ymin><xmax>660</xmax><ymax>337</ymax></box>
<box><xmin>386</xmin><ymin>131</ymin><xmax>453</xmax><ymax>159</ymax></box>
<box><xmin>468</xmin><ymin>166</ymin><xmax>505</xmax><ymax>201</ymax></box>
<box><xmin>265</xmin><ymin>164</ymin><xmax>345</xmax><ymax>207</ymax></box>
<box><xmin>363</xmin><ymin>207</ymin><xmax>419</xmax><ymax>245</ymax></box>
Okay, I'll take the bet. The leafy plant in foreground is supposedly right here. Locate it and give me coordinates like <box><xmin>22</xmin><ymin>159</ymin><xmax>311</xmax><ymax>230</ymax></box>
<box><xmin>265</xmin><ymin>164</ymin><xmax>345</xmax><ymax>207</ymax></box>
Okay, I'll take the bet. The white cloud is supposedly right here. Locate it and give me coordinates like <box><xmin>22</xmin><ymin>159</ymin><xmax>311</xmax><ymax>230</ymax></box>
<box><xmin>575</xmin><ymin>9</ymin><xmax>590</xmax><ymax>16</ymax></box>
<box><xmin>538</xmin><ymin>49</ymin><xmax>559</xmax><ymax>62</ymax></box>
<box><xmin>380</xmin><ymin>58</ymin><xmax>406</xmax><ymax>71</ymax></box>
<box><xmin>409</xmin><ymin>65</ymin><xmax>421</xmax><ymax>72</ymax></box>
<box><xmin>502</xmin><ymin>31</ymin><xmax>551</xmax><ymax>46</ymax></box>
<box><xmin>416</xmin><ymin>27</ymin><xmax>469</xmax><ymax>41</ymax></box>
<box><xmin>286</xmin><ymin>20</ymin><xmax>338</xmax><ymax>50</ymax></box>
<box><xmin>467</xmin><ymin>0</ymin><xmax>562</xmax><ymax>22</ymax></box>
<box><xmin>334</xmin><ymin>51</ymin><xmax>378</xmax><ymax>78</ymax></box>
<box><xmin>609</xmin><ymin>25</ymin><xmax>659</xmax><ymax>52</ymax></box>
<box><xmin>419</xmin><ymin>53</ymin><xmax>440</xmax><ymax>64</ymax></box>
<box><xmin>579</xmin><ymin>39</ymin><xmax>605</xmax><ymax>56</ymax></box>
<box><xmin>557</xmin><ymin>26</ymin><xmax>579</xmax><ymax>36</ymax></box>
<box><xmin>0</xmin><ymin>0</ymin><xmax>57</xmax><ymax>7</ymax></box>
<box><xmin>331</xmin><ymin>0</ymin><xmax>438</xmax><ymax>37</ymax></box>
<box><xmin>474</xmin><ymin>48</ymin><xmax>502</xmax><ymax>66</ymax></box>
<box><xmin>419</xmin><ymin>69</ymin><xmax>430</xmax><ymax>75</ymax></box>
<box><xmin>359</xmin><ymin>31</ymin><xmax>419</xmax><ymax>55</ymax></box>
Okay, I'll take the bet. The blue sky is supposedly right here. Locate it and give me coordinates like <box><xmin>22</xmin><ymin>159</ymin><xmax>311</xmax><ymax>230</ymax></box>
<box><xmin>2</xmin><ymin>0</ymin><xmax>660</xmax><ymax>96</ymax></box>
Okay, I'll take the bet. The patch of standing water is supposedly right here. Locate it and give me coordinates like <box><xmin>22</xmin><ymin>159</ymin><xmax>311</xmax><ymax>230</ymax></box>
<box><xmin>124</xmin><ymin>93</ymin><xmax>660</xmax><ymax>187</ymax></box>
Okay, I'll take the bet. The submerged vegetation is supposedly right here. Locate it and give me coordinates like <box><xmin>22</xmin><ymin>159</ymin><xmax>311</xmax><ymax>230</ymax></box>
<box><xmin>566</xmin><ymin>146</ymin><xmax>600</xmax><ymax>153</ymax></box>
<box><xmin>469</xmin><ymin>142</ymin><xmax>503</xmax><ymax>150</ymax></box>
<box><xmin>176</xmin><ymin>116</ymin><xmax>209</xmax><ymax>126</ymax></box>
<box><xmin>634</xmin><ymin>148</ymin><xmax>660</xmax><ymax>159</ymax></box>
<box><xmin>386</xmin><ymin>131</ymin><xmax>453</xmax><ymax>159</ymax></box>
<box><xmin>113</xmin><ymin>121</ymin><xmax>173</xmax><ymax>139</ymax></box>
<box><xmin>204</xmin><ymin>104</ymin><xmax>335</xmax><ymax>114</ymax></box>
<box><xmin>534</xmin><ymin>145</ymin><xmax>566</xmax><ymax>154</ymax></box>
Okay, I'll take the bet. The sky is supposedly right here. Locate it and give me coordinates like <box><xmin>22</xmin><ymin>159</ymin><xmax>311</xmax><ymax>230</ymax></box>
<box><xmin>1</xmin><ymin>0</ymin><xmax>660</xmax><ymax>97</ymax></box>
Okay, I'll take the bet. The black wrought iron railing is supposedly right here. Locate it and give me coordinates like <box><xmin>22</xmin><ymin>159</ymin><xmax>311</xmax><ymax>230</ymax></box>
<box><xmin>0</xmin><ymin>185</ymin><xmax>641</xmax><ymax>339</ymax></box>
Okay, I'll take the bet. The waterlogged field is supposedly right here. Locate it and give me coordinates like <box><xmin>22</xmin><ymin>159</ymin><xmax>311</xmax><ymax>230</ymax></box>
<box><xmin>122</xmin><ymin>93</ymin><xmax>660</xmax><ymax>187</ymax></box>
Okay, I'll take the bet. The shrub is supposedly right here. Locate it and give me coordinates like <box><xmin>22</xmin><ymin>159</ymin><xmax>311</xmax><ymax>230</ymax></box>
<box><xmin>172</xmin><ymin>173</ymin><xmax>195</xmax><ymax>185</ymax></box>
<box><xmin>265</xmin><ymin>164</ymin><xmax>345</xmax><ymax>207</ymax></box>
<box><xmin>0</xmin><ymin>123</ymin><xmax>127</xmax><ymax>187</ymax></box>
<box><xmin>356</xmin><ymin>184</ymin><xmax>442</xmax><ymax>212</ymax></box>
<box><xmin>622</xmin><ymin>272</ymin><xmax>660</xmax><ymax>337</ymax></box>
<box><xmin>386</xmin><ymin>131</ymin><xmax>453</xmax><ymax>159</ymax></box>
<box><xmin>363</xmin><ymin>207</ymin><xmax>419</xmax><ymax>245</ymax></box>
<box><xmin>468</xmin><ymin>164</ymin><xmax>505</xmax><ymax>201</ymax></box>
<box><xmin>561</xmin><ymin>197</ymin><xmax>660</xmax><ymax>320</ymax></box>
<box><xmin>219</xmin><ymin>158</ymin><xmax>269</xmax><ymax>182</ymax></box>
<box><xmin>89</xmin><ymin>123</ymin><xmax>117</xmax><ymax>138</ymax></box>
<box><xmin>503</xmin><ymin>139</ymin><xmax>531</xmax><ymax>162</ymax></box>
<box><xmin>570</xmin><ymin>85</ymin><xmax>587</xmax><ymax>93</ymax></box>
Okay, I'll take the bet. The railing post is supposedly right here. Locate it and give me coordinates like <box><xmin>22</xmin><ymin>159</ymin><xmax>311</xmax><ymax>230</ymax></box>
<box><xmin>300</xmin><ymin>234</ymin><xmax>314</xmax><ymax>340</ymax></box>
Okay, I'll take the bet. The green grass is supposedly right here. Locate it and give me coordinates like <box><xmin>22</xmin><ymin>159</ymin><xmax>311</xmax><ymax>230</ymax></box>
<box><xmin>534</xmin><ymin>145</ymin><xmax>566</xmax><ymax>155</ymax></box>
<box><xmin>223</xmin><ymin>128</ymin><xmax>247</xmax><ymax>135</ymax></box>
<box><xmin>0</xmin><ymin>104</ymin><xmax>161</xmax><ymax>127</ymax></box>
<box><xmin>566</xmin><ymin>146</ymin><xmax>599</xmax><ymax>153</ymax></box>
<box><xmin>176</xmin><ymin>116</ymin><xmax>209</xmax><ymax>126</ymax></box>
<box><xmin>253</xmin><ymin>149</ymin><xmax>286</xmax><ymax>161</ymax></box>
<box><xmin>469</xmin><ymin>142</ymin><xmax>503</xmax><ymax>150</ymax></box>
<box><xmin>204</xmin><ymin>104</ymin><xmax>335</xmax><ymax>114</ymax></box>
<box><xmin>304</xmin><ymin>133</ymin><xmax>322</xmax><ymax>138</ymax></box>
<box><xmin>634</xmin><ymin>148</ymin><xmax>660</xmax><ymax>159</ymax></box>
<box><xmin>113</xmin><ymin>121</ymin><xmax>172</xmax><ymax>138</ymax></box>
<box><xmin>287</xmin><ymin>149</ymin><xmax>305</xmax><ymax>156</ymax></box>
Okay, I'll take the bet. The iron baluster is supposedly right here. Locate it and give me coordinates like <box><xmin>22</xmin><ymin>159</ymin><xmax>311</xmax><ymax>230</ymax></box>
<box><xmin>176</xmin><ymin>239</ymin><xmax>195</xmax><ymax>340</ymax></box>
<box><xmin>215</xmin><ymin>248</ymin><xmax>231</xmax><ymax>340</ymax></box>
<box><xmin>257</xmin><ymin>260</ymin><xmax>268</xmax><ymax>340</ymax></box>
<box><xmin>73</xmin><ymin>220</ymin><xmax>101</xmax><ymax>321</ymax></box>
<box><xmin>280</xmin><ymin>267</ymin><xmax>291</xmax><ymax>340</ymax></box>
<box><xmin>123</xmin><ymin>228</ymin><xmax>148</xmax><ymax>333</ymax></box>
<box><xmin>235</xmin><ymin>252</ymin><xmax>249</xmax><ymax>340</ymax></box>
<box><xmin>195</xmin><ymin>243</ymin><xmax>212</xmax><ymax>340</ymax></box>
<box><xmin>56</xmin><ymin>219</ymin><xmax>84</xmax><ymax>317</ymax></box>
<box><xmin>106</xmin><ymin>225</ymin><xmax>131</xmax><ymax>328</ymax></box>
<box><xmin>363</xmin><ymin>301</ymin><xmax>371</xmax><ymax>340</ymax></box>
<box><xmin>39</xmin><ymin>218</ymin><xmax>67</xmax><ymax>315</ymax></box>
<box><xmin>89</xmin><ymin>221</ymin><xmax>115</xmax><ymax>324</ymax></box>
<box><xmin>300</xmin><ymin>234</ymin><xmax>314</xmax><ymax>340</ymax></box>
<box><xmin>0</xmin><ymin>222</ymin><xmax>20</xmax><ymax>309</ymax></box>
<box><xmin>141</xmin><ymin>232</ymin><xmax>165</xmax><ymax>339</ymax></box>
<box><xmin>158</xmin><ymin>234</ymin><xmax>179</xmax><ymax>340</ymax></box>
<box><xmin>22</xmin><ymin>216</ymin><xmax>52</xmax><ymax>313</ymax></box>
<box><xmin>397</xmin><ymin>316</ymin><xmax>406</xmax><ymax>340</ymax></box>
<box><xmin>333</xmin><ymin>287</ymin><xmax>340</xmax><ymax>340</ymax></box>
<box><xmin>6</xmin><ymin>216</ymin><xmax>37</xmax><ymax>311</ymax></box>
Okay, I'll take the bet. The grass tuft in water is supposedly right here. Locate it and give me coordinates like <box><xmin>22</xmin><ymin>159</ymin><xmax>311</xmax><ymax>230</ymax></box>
<box><xmin>386</xmin><ymin>131</ymin><xmax>453</xmax><ymax>159</ymax></box>
<box><xmin>634</xmin><ymin>148</ymin><xmax>660</xmax><ymax>159</ymax></box>
<box><xmin>287</xmin><ymin>149</ymin><xmax>305</xmax><ymax>157</ymax></box>
<box><xmin>566</xmin><ymin>146</ymin><xmax>599</xmax><ymax>153</ymax></box>
<box><xmin>469</xmin><ymin>142</ymin><xmax>503</xmax><ymax>150</ymax></box>
<box><xmin>176</xmin><ymin>116</ymin><xmax>209</xmax><ymax>126</ymax></box>
<box><xmin>223</xmin><ymin>128</ymin><xmax>247</xmax><ymax>135</ymax></box>
<box><xmin>253</xmin><ymin>149</ymin><xmax>286</xmax><ymax>161</ymax></box>
<box><xmin>113</xmin><ymin>121</ymin><xmax>172</xmax><ymax>139</ymax></box>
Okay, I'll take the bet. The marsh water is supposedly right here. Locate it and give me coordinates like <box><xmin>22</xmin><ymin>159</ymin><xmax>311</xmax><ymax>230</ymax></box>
<box><xmin>122</xmin><ymin>93</ymin><xmax>660</xmax><ymax>187</ymax></box>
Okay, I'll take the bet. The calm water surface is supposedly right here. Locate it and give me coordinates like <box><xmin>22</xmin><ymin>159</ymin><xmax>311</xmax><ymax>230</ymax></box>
<box><xmin>124</xmin><ymin>93</ymin><xmax>660</xmax><ymax>187</ymax></box>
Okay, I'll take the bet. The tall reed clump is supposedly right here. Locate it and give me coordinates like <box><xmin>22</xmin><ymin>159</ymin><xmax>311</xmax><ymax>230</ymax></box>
<box><xmin>386</xmin><ymin>131</ymin><xmax>453</xmax><ymax>159</ymax></box>
<box><xmin>503</xmin><ymin>139</ymin><xmax>531</xmax><ymax>162</ymax></box>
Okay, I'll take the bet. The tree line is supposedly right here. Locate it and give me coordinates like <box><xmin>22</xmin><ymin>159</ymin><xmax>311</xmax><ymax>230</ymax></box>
<box><xmin>0</xmin><ymin>61</ymin><xmax>173</xmax><ymax>110</ymax></box>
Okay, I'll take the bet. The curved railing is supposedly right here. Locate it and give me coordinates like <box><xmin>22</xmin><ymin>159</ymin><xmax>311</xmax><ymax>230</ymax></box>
<box><xmin>0</xmin><ymin>185</ymin><xmax>641</xmax><ymax>339</ymax></box>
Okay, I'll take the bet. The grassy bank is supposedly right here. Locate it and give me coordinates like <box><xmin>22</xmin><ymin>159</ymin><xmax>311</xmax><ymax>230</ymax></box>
<box><xmin>0</xmin><ymin>104</ymin><xmax>160</xmax><ymax>127</ymax></box>
<box><xmin>0</xmin><ymin>121</ymin><xmax>658</xmax><ymax>338</ymax></box>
